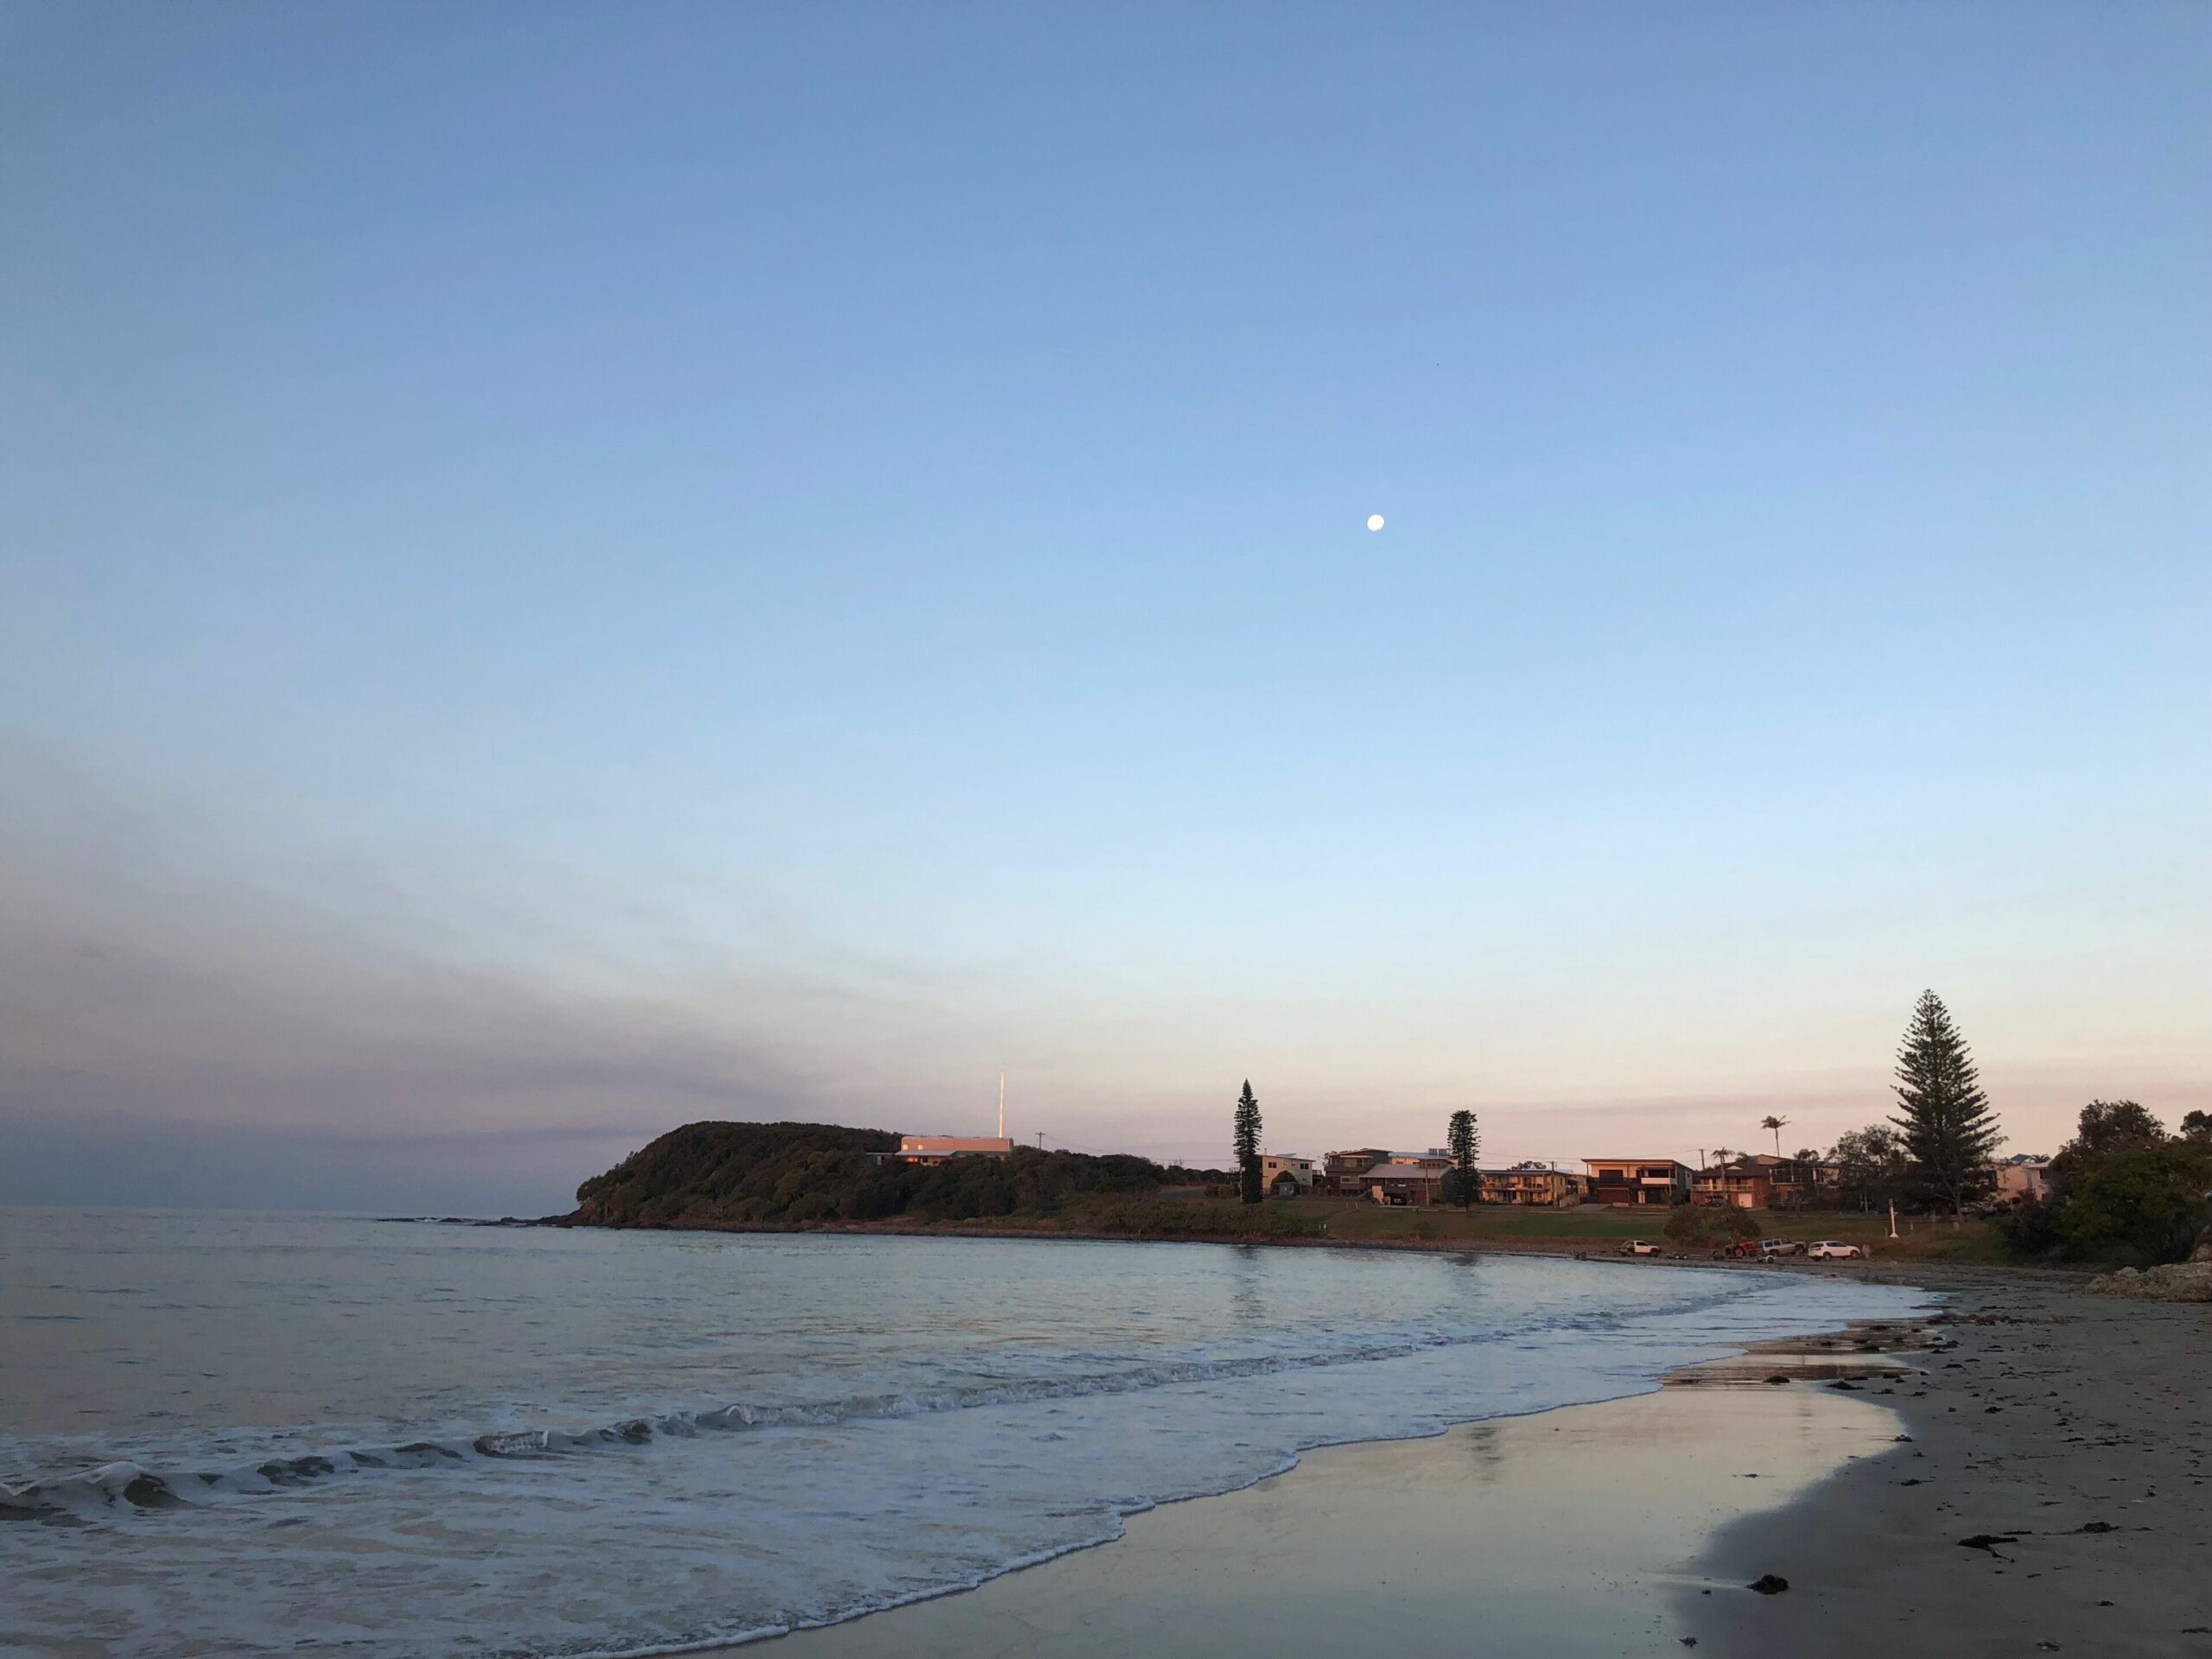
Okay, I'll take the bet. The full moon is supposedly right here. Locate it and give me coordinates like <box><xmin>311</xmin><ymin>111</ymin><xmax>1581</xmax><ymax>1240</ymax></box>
<box><xmin>1365</xmin><ymin>513</ymin><xmax>1385</xmax><ymax>531</ymax></box>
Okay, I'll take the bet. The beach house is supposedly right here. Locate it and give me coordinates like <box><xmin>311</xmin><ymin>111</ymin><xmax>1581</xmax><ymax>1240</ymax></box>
<box><xmin>1992</xmin><ymin>1154</ymin><xmax>2051</xmax><ymax>1205</ymax></box>
<box><xmin>1583</xmin><ymin>1158</ymin><xmax>1693</xmax><ymax>1206</ymax></box>
<box><xmin>1482</xmin><ymin>1164</ymin><xmax>1587</xmax><ymax>1207</ymax></box>
<box><xmin>1319</xmin><ymin>1148</ymin><xmax>1394</xmax><ymax>1195</ymax></box>
<box><xmin>1362</xmin><ymin>1160</ymin><xmax>1448</xmax><ymax>1205</ymax></box>
<box><xmin>1260</xmin><ymin>1154</ymin><xmax>1315</xmax><ymax>1197</ymax></box>
<box><xmin>1693</xmin><ymin>1154</ymin><xmax>1840</xmax><ymax>1210</ymax></box>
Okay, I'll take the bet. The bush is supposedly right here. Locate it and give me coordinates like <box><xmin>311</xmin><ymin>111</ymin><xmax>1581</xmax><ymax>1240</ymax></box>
<box><xmin>1995</xmin><ymin>1198</ymin><xmax>2067</xmax><ymax>1259</ymax></box>
<box><xmin>1664</xmin><ymin>1204</ymin><xmax>1762</xmax><ymax>1246</ymax></box>
<box><xmin>2053</xmin><ymin>1146</ymin><xmax>2212</xmax><ymax>1267</ymax></box>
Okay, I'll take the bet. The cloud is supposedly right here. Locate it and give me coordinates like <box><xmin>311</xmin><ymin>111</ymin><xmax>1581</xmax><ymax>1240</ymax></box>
<box><xmin>0</xmin><ymin>749</ymin><xmax>959</xmax><ymax>1211</ymax></box>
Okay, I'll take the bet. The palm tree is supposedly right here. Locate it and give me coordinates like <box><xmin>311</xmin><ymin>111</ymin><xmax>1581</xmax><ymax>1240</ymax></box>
<box><xmin>1760</xmin><ymin>1115</ymin><xmax>1789</xmax><ymax>1158</ymax></box>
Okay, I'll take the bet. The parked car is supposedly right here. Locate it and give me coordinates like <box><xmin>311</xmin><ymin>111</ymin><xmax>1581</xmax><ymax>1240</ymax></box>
<box><xmin>1622</xmin><ymin>1239</ymin><xmax>1663</xmax><ymax>1256</ymax></box>
<box><xmin>1756</xmin><ymin>1238</ymin><xmax>1804</xmax><ymax>1259</ymax></box>
<box><xmin>1808</xmin><ymin>1240</ymin><xmax>1866</xmax><ymax>1261</ymax></box>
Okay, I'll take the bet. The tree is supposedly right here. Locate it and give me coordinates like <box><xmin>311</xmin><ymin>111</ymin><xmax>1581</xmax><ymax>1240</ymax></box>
<box><xmin>1444</xmin><ymin>1109</ymin><xmax>1481</xmax><ymax>1209</ymax></box>
<box><xmin>1829</xmin><ymin>1124</ymin><xmax>1908</xmax><ymax>1213</ymax></box>
<box><xmin>1233</xmin><ymin>1080</ymin><xmax>1263</xmax><ymax>1205</ymax></box>
<box><xmin>2048</xmin><ymin>1100</ymin><xmax>2168</xmax><ymax>1198</ymax></box>
<box><xmin>1759</xmin><ymin>1115</ymin><xmax>1790</xmax><ymax>1157</ymax></box>
<box><xmin>2179</xmin><ymin>1109</ymin><xmax>2211</xmax><ymax>1147</ymax></box>
<box><xmin>1889</xmin><ymin>990</ymin><xmax>2002</xmax><ymax>1216</ymax></box>
<box><xmin>2054</xmin><ymin>1144</ymin><xmax>2212</xmax><ymax>1267</ymax></box>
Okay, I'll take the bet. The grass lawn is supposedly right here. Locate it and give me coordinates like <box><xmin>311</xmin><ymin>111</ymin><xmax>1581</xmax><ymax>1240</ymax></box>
<box><xmin>1265</xmin><ymin>1198</ymin><xmax>2002</xmax><ymax>1261</ymax></box>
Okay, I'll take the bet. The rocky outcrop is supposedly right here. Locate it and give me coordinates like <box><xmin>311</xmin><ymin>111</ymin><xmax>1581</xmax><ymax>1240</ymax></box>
<box><xmin>2086</xmin><ymin>1241</ymin><xmax>2212</xmax><ymax>1302</ymax></box>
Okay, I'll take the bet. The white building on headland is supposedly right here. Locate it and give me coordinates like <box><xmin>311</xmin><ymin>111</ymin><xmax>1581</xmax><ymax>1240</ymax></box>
<box><xmin>892</xmin><ymin>1135</ymin><xmax>1016</xmax><ymax>1166</ymax></box>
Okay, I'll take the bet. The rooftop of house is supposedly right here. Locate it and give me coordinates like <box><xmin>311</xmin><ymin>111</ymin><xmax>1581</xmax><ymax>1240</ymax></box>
<box><xmin>1487</xmin><ymin>1166</ymin><xmax>1582</xmax><ymax>1179</ymax></box>
<box><xmin>897</xmin><ymin>1135</ymin><xmax>1016</xmax><ymax>1154</ymax></box>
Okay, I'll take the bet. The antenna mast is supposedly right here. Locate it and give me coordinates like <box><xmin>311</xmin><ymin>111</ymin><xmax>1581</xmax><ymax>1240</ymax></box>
<box><xmin>998</xmin><ymin>1068</ymin><xmax>1006</xmax><ymax>1141</ymax></box>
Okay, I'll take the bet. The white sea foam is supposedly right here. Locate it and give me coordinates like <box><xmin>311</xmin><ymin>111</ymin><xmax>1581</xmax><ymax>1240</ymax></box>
<box><xmin>0</xmin><ymin>1210</ymin><xmax>1929</xmax><ymax>1658</ymax></box>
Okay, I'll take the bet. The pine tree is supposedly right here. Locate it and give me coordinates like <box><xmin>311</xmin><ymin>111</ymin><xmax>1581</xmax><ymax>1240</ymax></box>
<box><xmin>1445</xmin><ymin>1109</ymin><xmax>1481</xmax><ymax>1209</ymax></box>
<box><xmin>1233</xmin><ymin>1080</ymin><xmax>1263</xmax><ymax>1205</ymax></box>
<box><xmin>1889</xmin><ymin>989</ymin><xmax>2002</xmax><ymax>1217</ymax></box>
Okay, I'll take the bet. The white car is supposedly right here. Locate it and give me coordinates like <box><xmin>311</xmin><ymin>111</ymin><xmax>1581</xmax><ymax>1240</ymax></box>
<box><xmin>1622</xmin><ymin>1239</ymin><xmax>1663</xmax><ymax>1256</ymax></box>
<box><xmin>1808</xmin><ymin>1241</ymin><xmax>1866</xmax><ymax>1261</ymax></box>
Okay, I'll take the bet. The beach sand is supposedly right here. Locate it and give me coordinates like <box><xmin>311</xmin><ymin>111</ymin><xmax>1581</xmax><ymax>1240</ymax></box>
<box><xmin>748</xmin><ymin>1265</ymin><xmax>2210</xmax><ymax>1657</ymax></box>
<box><xmin>1693</xmin><ymin>1268</ymin><xmax>2212</xmax><ymax>1658</ymax></box>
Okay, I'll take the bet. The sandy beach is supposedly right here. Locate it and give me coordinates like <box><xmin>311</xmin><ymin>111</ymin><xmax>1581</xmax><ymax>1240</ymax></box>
<box><xmin>747</xmin><ymin>1263</ymin><xmax>2211</xmax><ymax>1658</ymax></box>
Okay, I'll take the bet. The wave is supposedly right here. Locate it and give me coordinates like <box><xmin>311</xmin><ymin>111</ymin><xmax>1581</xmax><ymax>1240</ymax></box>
<box><xmin>0</xmin><ymin>1290</ymin><xmax>1725</xmax><ymax>1525</ymax></box>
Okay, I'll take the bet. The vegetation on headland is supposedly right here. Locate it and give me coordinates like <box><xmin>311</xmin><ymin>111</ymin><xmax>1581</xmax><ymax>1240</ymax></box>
<box><xmin>562</xmin><ymin>1120</ymin><xmax>2017</xmax><ymax>1257</ymax></box>
<box><xmin>561</xmin><ymin>988</ymin><xmax>2203</xmax><ymax>1267</ymax></box>
<box><xmin>567</xmin><ymin>1120</ymin><xmax>1241</xmax><ymax>1230</ymax></box>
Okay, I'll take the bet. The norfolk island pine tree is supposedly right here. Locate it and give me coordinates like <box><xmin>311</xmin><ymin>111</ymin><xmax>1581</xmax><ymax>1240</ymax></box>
<box><xmin>1446</xmin><ymin>1109</ymin><xmax>1481</xmax><ymax>1209</ymax></box>
<box><xmin>1234</xmin><ymin>1080</ymin><xmax>1263</xmax><ymax>1205</ymax></box>
<box><xmin>1889</xmin><ymin>989</ymin><xmax>2002</xmax><ymax>1218</ymax></box>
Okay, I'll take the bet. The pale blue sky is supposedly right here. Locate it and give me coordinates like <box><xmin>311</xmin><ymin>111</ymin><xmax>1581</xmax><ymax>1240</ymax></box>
<box><xmin>3</xmin><ymin>4</ymin><xmax>2207</xmax><ymax>1211</ymax></box>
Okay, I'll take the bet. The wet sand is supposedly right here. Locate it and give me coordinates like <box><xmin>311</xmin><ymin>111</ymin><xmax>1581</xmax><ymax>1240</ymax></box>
<box><xmin>744</xmin><ymin>1266</ymin><xmax>2212</xmax><ymax>1657</ymax></box>
<box><xmin>751</xmin><ymin>1323</ymin><xmax>1924</xmax><ymax>1658</ymax></box>
<box><xmin>1691</xmin><ymin>1268</ymin><xmax>2212</xmax><ymax>1658</ymax></box>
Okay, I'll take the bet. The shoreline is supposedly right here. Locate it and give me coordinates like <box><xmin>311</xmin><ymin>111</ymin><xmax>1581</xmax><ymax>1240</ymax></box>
<box><xmin>729</xmin><ymin>1315</ymin><xmax>1939</xmax><ymax>1658</ymax></box>
<box><xmin>542</xmin><ymin>1211</ymin><xmax>2063</xmax><ymax>1279</ymax></box>
<box><xmin>716</xmin><ymin>1262</ymin><xmax>2207</xmax><ymax>1658</ymax></box>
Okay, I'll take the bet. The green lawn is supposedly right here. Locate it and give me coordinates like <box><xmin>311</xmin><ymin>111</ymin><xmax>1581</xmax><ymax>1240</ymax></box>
<box><xmin>1264</xmin><ymin>1198</ymin><xmax>2001</xmax><ymax>1260</ymax></box>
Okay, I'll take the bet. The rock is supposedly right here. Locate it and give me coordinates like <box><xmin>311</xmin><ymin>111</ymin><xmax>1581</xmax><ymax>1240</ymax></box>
<box><xmin>1748</xmin><ymin>1574</ymin><xmax>1789</xmax><ymax>1594</ymax></box>
<box><xmin>2086</xmin><ymin>1259</ymin><xmax>2212</xmax><ymax>1302</ymax></box>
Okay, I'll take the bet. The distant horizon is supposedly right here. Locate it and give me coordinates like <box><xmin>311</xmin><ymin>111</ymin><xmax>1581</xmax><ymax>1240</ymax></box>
<box><xmin>4</xmin><ymin>5</ymin><xmax>2206</xmax><ymax>1217</ymax></box>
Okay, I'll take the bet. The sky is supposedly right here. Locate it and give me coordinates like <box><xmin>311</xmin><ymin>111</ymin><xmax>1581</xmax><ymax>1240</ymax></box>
<box><xmin>3</xmin><ymin>3</ymin><xmax>2208</xmax><ymax>1215</ymax></box>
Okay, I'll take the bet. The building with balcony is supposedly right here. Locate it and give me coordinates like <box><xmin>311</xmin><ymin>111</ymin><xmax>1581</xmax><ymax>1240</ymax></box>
<box><xmin>1583</xmin><ymin>1158</ymin><xmax>1693</xmax><ymax>1206</ymax></box>
<box><xmin>1482</xmin><ymin>1164</ymin><xmax>1587</xmax><ymax>1207</ymax></box>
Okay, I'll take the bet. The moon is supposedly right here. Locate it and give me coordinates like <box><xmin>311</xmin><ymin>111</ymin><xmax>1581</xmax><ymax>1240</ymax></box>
<box><xmin>1365</xmin><ymin>513</ymin><xmax>1385</xmax><ymax>531</ymax></box>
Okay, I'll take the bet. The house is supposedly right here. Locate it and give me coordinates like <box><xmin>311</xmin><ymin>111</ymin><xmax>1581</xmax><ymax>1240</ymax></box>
<box><xmin>890</xmin><ymin>1135</ymin><xmax>1016</xmax><ymax>1166</ymax></box>
<box><xmin>1483</xmin><ymin>1164</ymin><xmax>1587</xmax><ymax>1207</ymax></box>
<box><xmin>1992</xmin><ymin>1154</ymin><xmax>2051</xmax><ymax>1205</ymax></box>
<box><xmin>1320</xmin><ymin>1147</ymin><xmax>1394</xmax><ymax>1195</ymax></box>
<box><xmin>1260</xmin><ymin>1154</ymin><xmax>1315</xmax><ymax>1198</ymax></box>
<box><xmin>1363</xmin><ymin>1160</ymin><xmax>1448</xmax><ymax>1205</ymax></box>
<box><xmin>1693</xmin><ymin>1154</ymin><xmax>1840</xmax><ymax>1210</ymax></box>
<box><xmin>1584</xmin><ymin>1158</ymin><xmax>1693</xmax><ymax>1206</ymax></box>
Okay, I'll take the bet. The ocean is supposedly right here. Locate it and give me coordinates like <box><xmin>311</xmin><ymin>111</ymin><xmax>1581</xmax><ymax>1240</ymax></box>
<box><xmin>0</xmin><ymin>1207</ymin><xmax>1928</xmax><ymax>1657</ymax></box>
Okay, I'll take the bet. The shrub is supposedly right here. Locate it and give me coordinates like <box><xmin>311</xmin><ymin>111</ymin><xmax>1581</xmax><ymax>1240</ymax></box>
<box><xmin>2053</xmin><ymin>1146</ymin><xmax>2212</xmax><ymax>1267</ymax></box>
<box><xmin>1994</xmin><ymin>1197</ymin><xmax>2066</xmax><ymax>1259</ymax></box>
<box><xmin>1664</xmin><ymin>1204</ymin><xmax>1762</xmax><ymax>1245</ymax></box>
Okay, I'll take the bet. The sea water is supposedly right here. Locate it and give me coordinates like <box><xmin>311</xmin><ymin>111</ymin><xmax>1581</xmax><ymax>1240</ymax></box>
<box><xmin>0</xmin><ymin>1207</ymin><xmax>1928</xmax><ymax>1657</ymax></box>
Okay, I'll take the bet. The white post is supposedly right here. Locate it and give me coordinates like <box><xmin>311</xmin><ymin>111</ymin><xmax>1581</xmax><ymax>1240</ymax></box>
<box><xmin>1888</xmin><ymin>1198</ymin><xmax>1899</xmax><ymax>1240</ymax></box>
<box><xmin>997</xmin><ymin>1069</ymin><xmax>1006</xmax><ymax>1141</ymax></box>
